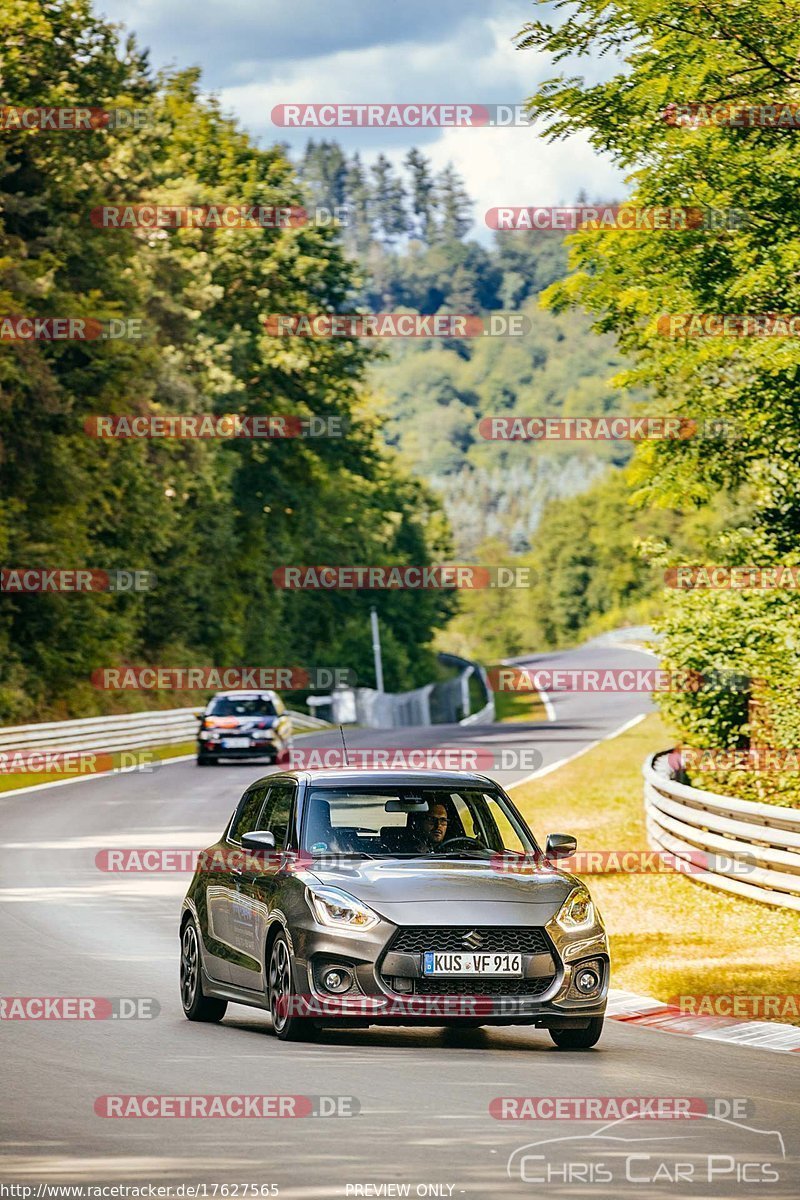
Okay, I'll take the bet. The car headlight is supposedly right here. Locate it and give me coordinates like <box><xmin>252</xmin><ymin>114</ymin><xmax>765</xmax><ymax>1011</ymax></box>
<box><xmin>305</xmin><ymin>886</ymin><xmax>379</xmax><ymax>931</ymax></box>
<box><xmin>556</xmin><ymin>887</ymin><xmax>596</xmax><ymax>932</ymax></box>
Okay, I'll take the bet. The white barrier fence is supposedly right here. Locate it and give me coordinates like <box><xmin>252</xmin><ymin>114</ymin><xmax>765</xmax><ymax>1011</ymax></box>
<box><xmin>0</xmin><ymin>707</ymin><xmax>329</xmax><ymax>759</ymax></box>
<box><xmin>643</xmin><ymin>750</ymin><xmax>800</xmax><ymax>911</ymax></box>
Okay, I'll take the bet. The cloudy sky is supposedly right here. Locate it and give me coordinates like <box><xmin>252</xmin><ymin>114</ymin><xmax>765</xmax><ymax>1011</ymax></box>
<box><xmin>97</xmin><ymin>0</ymin><xmax>626</xmax><ymax>238</ymax></box>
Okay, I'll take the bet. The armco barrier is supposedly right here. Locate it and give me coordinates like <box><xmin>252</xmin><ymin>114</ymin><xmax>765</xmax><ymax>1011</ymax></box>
<box><xmin>0</xmin><ymin>706</ymin><xmax>329</xmax><ymax>759</ymax></box>
<box><xmin>306</xmin><ymin>655</ymin><xmax>495</xmax><ymax>729</ymax></box>
<box><xmin>643</xmin><ymin>750</ymin><xmax>800</xmax><ymax>911</ymax></box>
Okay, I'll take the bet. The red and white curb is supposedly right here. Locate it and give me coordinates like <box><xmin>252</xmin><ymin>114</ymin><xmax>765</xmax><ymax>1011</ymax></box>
<box><xmin>608</xmin><ymin>988</ymin><xmax>800</xmax><ymax>1054</ymax></box>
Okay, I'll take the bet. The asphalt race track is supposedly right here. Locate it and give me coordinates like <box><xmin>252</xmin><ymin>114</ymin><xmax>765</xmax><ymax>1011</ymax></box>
<box><xmin>1</xmin><ymin>642</ymin><xmax>798</xmax><ymax>1198</ymax></box>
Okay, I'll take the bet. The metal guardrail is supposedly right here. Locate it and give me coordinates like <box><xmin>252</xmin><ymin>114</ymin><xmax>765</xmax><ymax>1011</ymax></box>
<box><xmin>0</xmin><ymin>707</ymin><xmax>330</xmax><ymax>758</ymax></box>
<box><xmin>643</xmin><ymin>750</ymin><xmax>800</xmax><ymax>911</ymax></box>
<box><xmin>436</xmin><ymin>653</ymin><xmax>496</xmax><ymax>726</ymax></box>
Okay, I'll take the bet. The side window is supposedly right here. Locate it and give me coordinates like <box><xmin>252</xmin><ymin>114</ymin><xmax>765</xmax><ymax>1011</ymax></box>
<box><xmin>260</xmin><ymin>782</ymin><xmax>296</xmax><ymax>850</ymax></box>
<box><xmin>230</xmin><ymin>786</ymin><xmax>268</xmax><ymax>843</ymax></box>
<box><xmin>484</xmin><ymin>794</ymin><xmax>528</xmax><ymax>854</ymax></box>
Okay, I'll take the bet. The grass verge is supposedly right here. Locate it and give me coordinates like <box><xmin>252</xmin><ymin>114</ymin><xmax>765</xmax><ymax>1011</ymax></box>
<box><xmin>0</xmin><ymin>739</ymin><xmax>197</xmax><ymax>794</ymax></box>
<box><xmin>491</xmin><ymin>670</ymin><xmax>546</xmax><ymax>723</ymax></box>
<box><xmin>511</xmin><ymin>712</ymin><xmax>800</xmax><ymax>1024</ymax></box>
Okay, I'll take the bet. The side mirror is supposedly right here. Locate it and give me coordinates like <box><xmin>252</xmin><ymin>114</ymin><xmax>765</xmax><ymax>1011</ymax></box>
<box><xmin>241</xmin><ymin>830</ymin><xmax>276</xmax><ymax>851</ymax></box>
<box><xmin>545</xmin><ymin>832</ymin><xmax>577</xmax><ymax>860</ymax></box>
<box><xmin>195</xmin><ymin>712</ymin><xmax>205</xmax><ymax>722</ymax></box>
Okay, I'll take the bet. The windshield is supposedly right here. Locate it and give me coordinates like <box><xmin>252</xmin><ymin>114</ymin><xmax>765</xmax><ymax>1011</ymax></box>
<box><xmin>208</xmin><ymin>696</ymin><xmax>276</xmax><ymax>717</ymax></box>
<box><xmin>301</xmin><ymin>785</ymin><xmax>537</xmax><ymax>859</ymax></box>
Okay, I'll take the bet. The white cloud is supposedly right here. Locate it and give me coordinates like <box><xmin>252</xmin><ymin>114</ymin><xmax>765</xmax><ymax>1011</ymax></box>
<box><xmin>216</xmin><ymin>15</ymin><xmax>626</xmax><ymax>239</ymax></box>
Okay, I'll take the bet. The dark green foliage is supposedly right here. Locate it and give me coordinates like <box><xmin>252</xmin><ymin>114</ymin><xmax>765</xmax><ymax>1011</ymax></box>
<box><xmin>0</xmin><ymin>0</ymin><xmax>452</xmax><ymax>720</ymax></box>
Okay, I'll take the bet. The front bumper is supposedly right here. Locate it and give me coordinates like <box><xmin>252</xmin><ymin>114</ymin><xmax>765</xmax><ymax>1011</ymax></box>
<box><xmin>289</xmin><ymin>914</ymin><xmax>609</xmax><ymax>1026</ymax></box>
<box><xmin>198</xmin><ymin>740</ymin><xmax>278</xmax><ymax>760</ymax></box>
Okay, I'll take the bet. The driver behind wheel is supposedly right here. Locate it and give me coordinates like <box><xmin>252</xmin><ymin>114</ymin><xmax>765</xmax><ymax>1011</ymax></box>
<box><xmin>412</xmin><ymin>801</ymin><xmax>449</xmax><ymax>850</ymax></box>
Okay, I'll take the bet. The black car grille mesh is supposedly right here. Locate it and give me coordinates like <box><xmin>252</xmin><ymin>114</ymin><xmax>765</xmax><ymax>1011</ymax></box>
<box><xmin>414</xmin><ymin>976</ymin><xmax>552</xmax><ymax>997</ymax></box>
<box><xmin>389</xmin><ymin>925</ymin><xmax>551</xmax><ymax>955</ymax></box>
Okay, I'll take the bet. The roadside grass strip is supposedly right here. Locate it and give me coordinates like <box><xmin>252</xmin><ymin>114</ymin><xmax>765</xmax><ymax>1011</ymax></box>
<box><xmin>512</xmin><ymin>713</ymin><xmax>800</xmax><ymax>1041</ymax></box>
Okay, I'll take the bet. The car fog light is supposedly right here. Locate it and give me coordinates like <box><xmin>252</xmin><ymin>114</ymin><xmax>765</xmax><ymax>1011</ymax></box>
<box><xmin>575</xmin><ymin>969</ymin><xmax>600</xmax><ymax>994</ymax></box>
<box><xmin>323</xmin><ymin>968</ymin><xmax>352</xmax><ymax>993</ymax></box>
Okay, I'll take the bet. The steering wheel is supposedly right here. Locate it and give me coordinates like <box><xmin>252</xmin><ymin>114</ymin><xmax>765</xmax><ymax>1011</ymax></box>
<box><xmin>437</xmin><ymin>836</ymin><xmax>483</xmax><ymax>851</ymax></box>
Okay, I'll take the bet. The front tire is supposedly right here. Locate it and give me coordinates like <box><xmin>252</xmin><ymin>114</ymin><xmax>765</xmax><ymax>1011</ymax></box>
<box><xmin>180</xmin><ymin>920</ymin><xmax>227</xmax><ymax>1022</ymax></box>
<box><xmin>268</xmin><ymin>932</ymin><xmax>316</xmax><ymax>1041</ymax></box>
<box><xmin>549</xmin><ymin>1017</ymin><xmax>604</xmax><ymax>1049</ymax></box>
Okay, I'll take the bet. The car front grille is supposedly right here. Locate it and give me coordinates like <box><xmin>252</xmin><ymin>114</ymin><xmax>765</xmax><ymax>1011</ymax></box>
<box><xmin>389</xmin><ymin>925</ymin><xmax>551</xmax><ymax>955</ymax></box>
<box><xmin>413</xmin><ymin>975</ymin><xmax>552</xmax><ymax>997</ymax></box>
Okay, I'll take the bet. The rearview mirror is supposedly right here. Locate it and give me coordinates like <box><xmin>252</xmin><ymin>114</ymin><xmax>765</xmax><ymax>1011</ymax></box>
<box><xmin>545</xmin><ymin>832</ymin><xmax>577</xmax><ymax>860</ymax></box>
<box><xmin>241</xmin><ymin>830</ymin><xmax>276</xmax><ymax>851</ymax></box>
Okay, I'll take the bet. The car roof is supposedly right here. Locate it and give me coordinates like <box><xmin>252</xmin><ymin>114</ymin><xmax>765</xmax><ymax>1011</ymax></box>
<box><xmin>249</xmin><ymin>768</ymin><xmax>498</xmax><ymax>788</ymax></box>
<box><xmin>208</xmin><ymin>690</ymin><xmax>278</xmax><ymax>699</ymax></box>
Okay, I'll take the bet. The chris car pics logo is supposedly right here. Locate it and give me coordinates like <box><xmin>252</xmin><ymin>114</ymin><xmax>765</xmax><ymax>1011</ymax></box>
<box><xmin>506</xmin><ymin>1113</ymin><xmax>785</xmax><ymax>1187</ymax></box>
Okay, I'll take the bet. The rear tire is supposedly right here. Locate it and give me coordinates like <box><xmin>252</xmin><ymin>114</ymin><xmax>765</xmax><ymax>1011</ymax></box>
<box><xmin>180</xmin><ymin>920</ymin><xmax>227</xmax><ymax>1022</ymax></box>
<box><xmin>268</xmin><ymin>932</ymin><xmax>317</xmax><ymax>1041</ymax></box>
<box><xmin>196</xmin><ymin>754</ymin><xmax>215</xmax><ymax>766</ymax></box>
<box><xmin>549</xmin><ymin>1017</ymin><xmax>604</xmax><ymax>1049</ymax></box>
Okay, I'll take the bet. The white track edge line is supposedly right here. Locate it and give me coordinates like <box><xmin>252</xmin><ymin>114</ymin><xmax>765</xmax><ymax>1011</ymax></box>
<box><xmin>507</xmin><ymin>712</ymin><xmax>647</xmax><ymax>790</ymax></box>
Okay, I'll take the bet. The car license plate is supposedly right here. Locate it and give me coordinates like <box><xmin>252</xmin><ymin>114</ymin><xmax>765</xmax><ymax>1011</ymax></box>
<box><xmin>422</xmin><ymin>951</ymin><xmax>523</xmax><ymax>976</ymax></box>
<box><xmin>222</xmin><ymin>737</ymin><xmax>250</xmax><ymax>748</ymax></box>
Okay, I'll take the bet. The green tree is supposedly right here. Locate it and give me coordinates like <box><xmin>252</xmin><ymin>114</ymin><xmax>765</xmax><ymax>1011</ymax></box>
<box><xmin>518</xmin><ymin>0</ymin><xmax>800</xmax><ymax>778</ymax></box>
<box><xmin>405</xmin><ymin>148</ymin><xmax>437</xmax><ymax>243</ymax></box>
<box><xmin>0</xmin><ymin>0</ymin><xmax>454</xmax><ymax>720</ymax></box>
<box><xmin>435</xmin><ymin>163</ymin><xmax>472</xmax><ymax>242</ymax></box>
<box><xmin>370</xmin><ymin>153</ymin><xmax>409</xmax><ymax>246</ymax></box>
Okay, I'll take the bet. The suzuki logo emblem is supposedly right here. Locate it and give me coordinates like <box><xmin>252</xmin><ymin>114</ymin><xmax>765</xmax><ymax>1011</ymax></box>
<box><xmin>462</xmin><ymin>929</ymin><xmax>484</xmax><ymax>949</ymax></box>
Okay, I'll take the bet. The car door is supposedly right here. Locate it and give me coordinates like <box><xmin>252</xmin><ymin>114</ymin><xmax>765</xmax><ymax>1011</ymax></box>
<box><xmin>228</xmin><ymin>780</ymin><xmax>297</xmax><ymax>990</ymax></box>
<box><xmin>205</xmin><ymin>784</ymin><xmax>269</xmax><ymax>983</ymax></box>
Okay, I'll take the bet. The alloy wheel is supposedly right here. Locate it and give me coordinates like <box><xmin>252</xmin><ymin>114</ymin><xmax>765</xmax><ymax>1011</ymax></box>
<box><xmin>180</xmin><ymin>923</ymin><xmax>198</xmax><ymax>1011</ymax></box>
<box><xmin>269</xmin><ymin>937</ymin><xmax>292</xmax><ymax>1032</ymax></box>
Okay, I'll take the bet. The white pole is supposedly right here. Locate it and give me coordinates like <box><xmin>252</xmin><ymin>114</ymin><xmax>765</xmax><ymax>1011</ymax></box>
<box><xmin>370</xmin><ymin>606</ymin><xmax>385</xmax><ymax>693</ymax></box>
